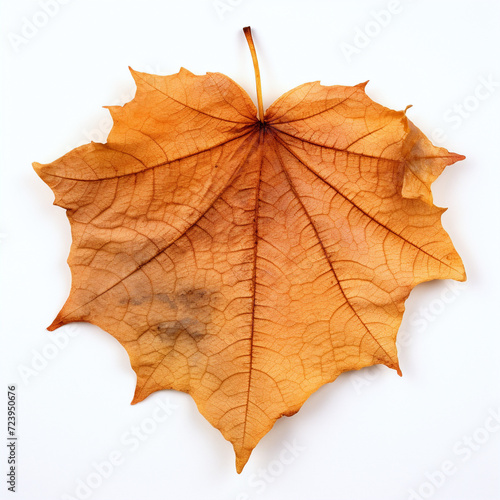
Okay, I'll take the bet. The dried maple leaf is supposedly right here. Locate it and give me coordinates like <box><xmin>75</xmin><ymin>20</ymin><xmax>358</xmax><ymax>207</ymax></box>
<box><xmin>34</xmin><ymin>27</ymin><xmax>465</xmax><ymax>472</ymax></box>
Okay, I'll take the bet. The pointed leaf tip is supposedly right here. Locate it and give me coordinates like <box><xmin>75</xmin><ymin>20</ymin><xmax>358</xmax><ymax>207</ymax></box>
<box><xmin>450</xmin><ymin>152</ymin><xmax>466</xmax><ymax>163</ymax></box>
<box><xmin>48</xmin><ymin>317</ymin><xmax>66</xmax><ymax>331</ymax></box>
<box><xmin>235</xmin><ymin>448</ymin><xmax>252</xmax><ymax>474</ymax></box>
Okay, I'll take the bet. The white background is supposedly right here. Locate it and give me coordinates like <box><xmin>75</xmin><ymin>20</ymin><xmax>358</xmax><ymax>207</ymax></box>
<box><xmin>1</xmin><ymin>1</ymin><xmax>500</xmax><ymax>499</ymax></box>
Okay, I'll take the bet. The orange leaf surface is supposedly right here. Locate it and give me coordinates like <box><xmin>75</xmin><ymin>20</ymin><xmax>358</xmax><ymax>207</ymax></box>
<box><xmin>34</xmin><ymin>27</ymin><xmax>465</xmax><ymax>472</ymax></box>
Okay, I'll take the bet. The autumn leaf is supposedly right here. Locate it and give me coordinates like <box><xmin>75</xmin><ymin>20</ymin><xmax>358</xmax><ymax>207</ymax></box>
<box><xmin>34</xmin><ymin>27</ymin><xmax>465</xmax><ymax>472</ymax></box>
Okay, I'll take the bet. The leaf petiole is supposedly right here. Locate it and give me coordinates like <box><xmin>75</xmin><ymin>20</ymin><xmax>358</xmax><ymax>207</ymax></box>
<box><xmin>243</xmin><ymin>26</ymin><xmax>265</xmax><ymax>123</ymax></box>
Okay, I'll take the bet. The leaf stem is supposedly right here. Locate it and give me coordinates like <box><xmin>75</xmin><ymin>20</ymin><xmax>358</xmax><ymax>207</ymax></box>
<box><xmin>243</xmin><ymin>27</ymin><xmax>264</xmax><ymax>123</ymax></box>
